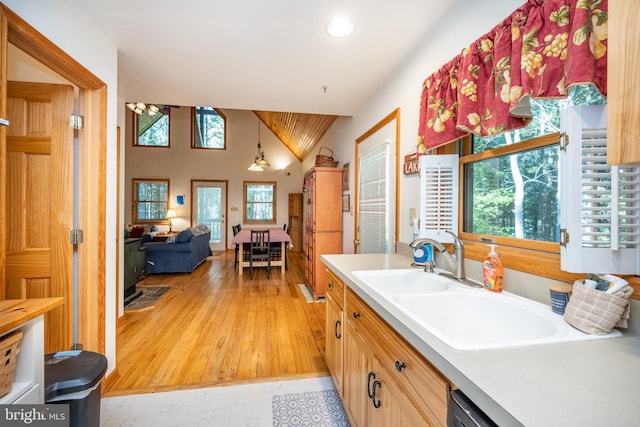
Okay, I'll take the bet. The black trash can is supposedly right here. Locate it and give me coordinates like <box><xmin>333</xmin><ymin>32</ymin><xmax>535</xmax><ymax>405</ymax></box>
<box><xmin>45</xmin><ymin>351</ymin><xmax>108</xmax><ymax>427</ymax></box>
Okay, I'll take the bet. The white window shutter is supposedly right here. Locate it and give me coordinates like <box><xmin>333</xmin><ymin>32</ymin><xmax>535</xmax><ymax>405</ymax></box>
<box><xmin>419</xmin><ymin>154</ymin><xmax>459</xmax><ymax>244</ymax></box>
<box><xmin>560</xmin><ymin>104</ymin><xmax>640</xmax><ymax>274</ymax></box>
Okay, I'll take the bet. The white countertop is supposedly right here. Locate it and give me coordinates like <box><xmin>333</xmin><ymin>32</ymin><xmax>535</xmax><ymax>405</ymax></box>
<box><xmin>321</xmin><ymin>253</ymin><xmax>640</xmax><ymax>427</ymax></box>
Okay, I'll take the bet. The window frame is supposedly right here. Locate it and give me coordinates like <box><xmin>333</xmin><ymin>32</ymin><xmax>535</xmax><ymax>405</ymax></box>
<box><xmin>243</xmin><ymin>181</ymin><xmax>277</xmax><ymax>225</ymax></box>
<box><xmin>446</xmin><ymin>134</ymin><xmax>584</xmax><ymax>284</ymax></box>
<box><xmin>191</xmin><ymin>106</ymin><xmax>227</xmax><ymax>150</ymax></box>
<box><xmin>132</xmin><ymin>108</ymin><xmax>171</xmax><ymax>148</ymax></box>
<box><xmin>132</xmin><ymin>178</ymin><xmax>170</xmax><ymax>224</ymax></box>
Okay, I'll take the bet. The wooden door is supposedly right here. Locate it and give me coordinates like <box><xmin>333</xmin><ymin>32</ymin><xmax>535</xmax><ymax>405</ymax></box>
<box><xmin>5</xmin><ymin>81</ymin><xmax>74</xmax><ymax>353</ymax></box>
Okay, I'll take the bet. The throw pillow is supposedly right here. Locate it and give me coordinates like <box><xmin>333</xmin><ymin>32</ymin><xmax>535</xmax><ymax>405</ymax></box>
<box><xmin>177</xmin><ymin>229</ymin><xmax>192</xmax><ymax>243</ymax></box>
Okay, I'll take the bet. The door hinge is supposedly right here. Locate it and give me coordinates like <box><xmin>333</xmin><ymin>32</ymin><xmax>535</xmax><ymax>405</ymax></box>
<box><xmin>70</xmin><ymin>229</ymin><xmax>84</xmax><ymax>244</ymax></box>
<box><xmin>559</xmin><ymin>228</ymin><xmax>569</xmax><ymax>246</ymax></box>
<box><xmin>560</xmin><ymin>132</ymin><xmax>569</xmax><ymax>150</ymax></box>
<box><xmin>70</xmin><ymin>114</ymin><xmax>84</xmax><ymax>130</ymax></box>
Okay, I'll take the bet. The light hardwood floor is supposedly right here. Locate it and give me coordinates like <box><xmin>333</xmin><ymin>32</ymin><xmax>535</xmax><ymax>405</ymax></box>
<box><xmin>103</xmin><ymin>249</ymin><xmax>328</xmax><ymax>396</ymax></box>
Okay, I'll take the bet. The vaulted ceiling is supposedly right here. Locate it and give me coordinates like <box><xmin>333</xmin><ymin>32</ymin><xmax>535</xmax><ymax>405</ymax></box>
<box><xmin>71</xmin><ymin>0</ymin><xmax>459</xmax><ymax>160</ymax></box>
<box><xmin>255</xmin><ymin>111</ymin><xmax>338</xmax><ymax>161</ymax></box>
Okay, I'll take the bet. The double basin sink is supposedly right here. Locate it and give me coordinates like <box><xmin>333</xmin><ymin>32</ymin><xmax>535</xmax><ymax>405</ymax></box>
<box><xmin>351</xmin><ymin>269</ymin><xmax>621</xmax><ymax>350</ymax></box>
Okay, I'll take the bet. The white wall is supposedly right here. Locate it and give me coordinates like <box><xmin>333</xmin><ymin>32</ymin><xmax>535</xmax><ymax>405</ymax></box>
<box><xmin>124</xmin><ymin>107</ymin><xmax>304</xmax><ymax>247</ymax></box>
<box><xmin>3</xmin><ymin>0</ymin><xmax>120</xmax><ymax>375</ymax></box>
<box><xmin>306</xmin><ymin>0</ymin><xmax>524</xmax><ymax>257</ymax></box>
<box><xmin>307</xmin><ymin>0</ymin><xmax>524</xmax><ymax>251</ymax></box>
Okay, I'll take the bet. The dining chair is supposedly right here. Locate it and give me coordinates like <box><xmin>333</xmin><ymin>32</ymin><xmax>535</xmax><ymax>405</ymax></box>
<box><xmin>271</xmin><ymin>226</ymin><xmax>290</xmax><ymax>270</ymax></box>
<box><xmin>249</xmin><ymin>229</ymin><xmax>271</xmax><ymax>279</ymax></box>
<box><xmin>232</xmin><ymin>225</ymin><xmax>240</xmax><ymax>269</ymax></box>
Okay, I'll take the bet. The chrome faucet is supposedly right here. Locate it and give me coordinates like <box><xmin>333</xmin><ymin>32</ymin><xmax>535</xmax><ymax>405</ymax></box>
<box><xmin>410</xmin><ymin>231</ymin><xmax>465</xmax><ymax>280</ymax></box>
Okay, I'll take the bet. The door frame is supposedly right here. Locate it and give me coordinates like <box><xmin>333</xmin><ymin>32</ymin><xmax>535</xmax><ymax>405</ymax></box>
<box><xmin>0</xmin><ymin>5</ymin><xmax>107</xmax><ymax>352</ymax></box>
<box><xmin>191</xmin><ymin>179</ymin><xmax>228</xmax><ymax>251</ymax></box>
<box><xmin>354</xmin><ymin>108</ymin><xmax>401</xmax><ymax>254</ymax></box>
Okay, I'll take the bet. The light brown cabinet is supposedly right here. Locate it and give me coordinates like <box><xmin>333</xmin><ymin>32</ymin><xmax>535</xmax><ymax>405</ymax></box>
<box><xmin>338</xmin><ymin>285</ymin><xmax>450</xmax><ymax>427</ymax></box>
<box><xmin>607</xmin><ymin>0</ymin><xmax>640</xmax><ymax>164</ymax></box>
<box><xmin>325</xmin><ymin>269</ymin><xmax>345</xmax><ymax>397</ymax></box>
<box><xmin>288</xmin><ymin>193</ymin><xmax>303</xmax><ymax>252</ymax></box>
<box><xmin>303</xmin><ymin>167</ymin><xmax>342</xmax><ymax>300</ymax></box>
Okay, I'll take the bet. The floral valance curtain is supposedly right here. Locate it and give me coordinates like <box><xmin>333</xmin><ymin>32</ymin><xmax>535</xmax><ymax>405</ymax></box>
<box><xmin>417</xmin><ymin>0</ymin><xmax>608</xmax><ymax>151</ymax></box>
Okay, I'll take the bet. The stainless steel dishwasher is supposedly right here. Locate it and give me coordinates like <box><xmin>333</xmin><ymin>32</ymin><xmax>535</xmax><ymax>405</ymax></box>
<box><xmin>447</xmin><ymin>389</ymin><xmax>498</xmax><ymax>427</ymax></box>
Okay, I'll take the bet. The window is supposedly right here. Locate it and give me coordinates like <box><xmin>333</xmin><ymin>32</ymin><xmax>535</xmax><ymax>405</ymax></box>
<box><xmin>243</xmin><ymin>181</ymin><xmax>276</xmax><ymax>224</ymax></box>
<box><xmin>461</xmin><ymin>85</ymin><xmax>606</xmax><ymax>249</ymax></box>
<box><xmin>452</xmin><ymin>85</ymin><xmax>607</xmax><ymax>281</ymax></box>
<box><xmin>132</xmin><ymin>179</ymin><xmax>169</xmax><ymax>223</ymax></box>
<box><xmin>192</xmin><ymin>107</ymin><xmax>226</xmax><ymax>149</ymax></box>
<box><xmin>133</xmin><ymin>107</ymin><xmax>170</xmax><ymax>147</ymax></box>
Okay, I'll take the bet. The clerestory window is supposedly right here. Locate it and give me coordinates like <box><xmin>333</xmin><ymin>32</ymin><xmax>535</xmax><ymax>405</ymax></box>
<box><xmin>133</xmin><ymin>107</ymin><xmax>170</xmax><ymax>147</ymax></box>
<box><xmin>192</xmin><ymin>106</ymin><xmax>226</xmax><ymax>149</ymax></box>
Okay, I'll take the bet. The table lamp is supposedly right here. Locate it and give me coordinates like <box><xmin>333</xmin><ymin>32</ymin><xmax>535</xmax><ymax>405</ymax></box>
<box><xmin>165</xmin><ymin>209</ymin><xmax>177</xmax><ymax>232</ymax></box>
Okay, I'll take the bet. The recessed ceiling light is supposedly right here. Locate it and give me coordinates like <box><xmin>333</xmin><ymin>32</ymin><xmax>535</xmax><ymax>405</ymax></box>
<box><xmin>326</xmin><ymin>16</ymin><xmax>353</xmax><ymax>37</ymax></box>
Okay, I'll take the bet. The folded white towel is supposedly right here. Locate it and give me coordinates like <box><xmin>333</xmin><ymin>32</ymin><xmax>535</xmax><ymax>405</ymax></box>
<box><xmin>604</xmin><ymin>274</ymin><xmax>629</xmax><ymax>294</ymax></box>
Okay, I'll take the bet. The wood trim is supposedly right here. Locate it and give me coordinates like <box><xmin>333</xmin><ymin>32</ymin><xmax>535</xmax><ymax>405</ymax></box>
<box><xmin>78</xmin><ymin>86</ymin><xmax>107</xmax><ymax>352</ymax></box>
<box><xmin>354</xmin><ymin>108</ymin><xmax>400</xmax><ymax>254</ymax></box>
<box><xmin>116</xmin><ymin>126</ymin><xmax>121</xmax><ymax>321</ymax></box>
<box><xmin>0</xmin><ymin>8</ymin><xmax>7</xmax><ymax>300</ymax></box>
<box><xmin>0</xmin><ymin>3</ymin><xmax>108</xmax><ymax>351</ymax></box>
<box><xmin>0</xmin><ymin>5</ymin><xmax>104</xmax><ymax>90</ymax></box>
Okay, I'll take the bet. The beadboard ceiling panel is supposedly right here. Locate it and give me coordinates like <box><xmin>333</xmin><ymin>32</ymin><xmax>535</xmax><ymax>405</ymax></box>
<box><xmin>255</xmin><ymin>111</ymin><xmax>338</xmax><ymax>161</ymax></box>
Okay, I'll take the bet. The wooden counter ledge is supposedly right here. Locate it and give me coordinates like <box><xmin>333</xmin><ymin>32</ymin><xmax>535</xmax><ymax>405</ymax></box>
<box><xmin>0</xmin><ymin>298</ymin><xmax>65</xmax><ymax>335</ymax></box>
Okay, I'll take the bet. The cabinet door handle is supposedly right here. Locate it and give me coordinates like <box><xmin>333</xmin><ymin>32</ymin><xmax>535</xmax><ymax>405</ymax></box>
<box><xmin>371</xmin><ymin>380</ymin><xmax>381</xmax><ymax>409</ymax></box>
<box><xmin>328</xmin><ymin>282</ymin><xmax>333</xmax><ymax>288</ymax></box>
<box><xmin>367</xmin><ymin>371</ymin><xmax>376</xmax><ymax>399</ymax></box>
<box><xmin>352</xmin><ymin>312</ymin><xmax>361</xmax><ymax>319</ymax></box>
<box><xmin>395</xmin><ymin>361</ymin><xmax>406</xmax><ymax>372</ymax></box>
<box><xmin>334</xmin><ymin>320</ymin><xmax>341</xmax><ymax>339</ymax></box>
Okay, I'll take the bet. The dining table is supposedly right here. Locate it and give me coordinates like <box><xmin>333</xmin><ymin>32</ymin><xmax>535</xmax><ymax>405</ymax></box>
<box><xmin>231</xmin><ymin>228</ymin><xmax>293</xmax><ymax>276</ymax></box>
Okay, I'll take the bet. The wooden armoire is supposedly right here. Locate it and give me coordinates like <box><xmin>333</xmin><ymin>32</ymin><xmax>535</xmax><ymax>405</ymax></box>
<box><xmin>303</xmin><ymin>167</ymin><xmax>343</xmax><ymax>300</ymax></box>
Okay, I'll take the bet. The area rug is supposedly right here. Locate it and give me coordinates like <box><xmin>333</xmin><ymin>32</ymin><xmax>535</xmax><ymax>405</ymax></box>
<box><xmin>125</xmin><ymin>286</ymin><xmax>170</xmax><ymax>311</ymax></box>
<box><xmin>101</xmin><ymin>376</ymin><xmax>337</xmax><ymax>426</ymax></box>
<box><xmin>299</xmin><ymin>284</ymin><xmax>325</xmax><ymax>303</ymax></box>
<box><xmin>273</xmin><ymin>389</ymin><xmax>350</xmax><ymax>427</ymax></box>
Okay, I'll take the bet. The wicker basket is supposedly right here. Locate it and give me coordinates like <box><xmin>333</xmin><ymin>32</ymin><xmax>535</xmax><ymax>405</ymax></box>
<box><xmin>315</xmin><ymin>146</ymin><xmax>338</xmax><ymax>167</ymax></box>
<box><xmin>0</xmin><ymin>330</ymin><xmax>23</xmax><ymax>398</ymax></box>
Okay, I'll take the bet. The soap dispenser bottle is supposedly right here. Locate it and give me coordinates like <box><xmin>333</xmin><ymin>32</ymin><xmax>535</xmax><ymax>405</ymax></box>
<box><xmin>483</xmin><ymin>244</ymin><xmax>503</xmax><ymax>292</ymax></box>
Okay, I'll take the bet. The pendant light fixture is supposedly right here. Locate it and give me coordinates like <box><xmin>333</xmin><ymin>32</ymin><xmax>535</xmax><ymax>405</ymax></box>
<box><xmin>126</xmin><ymin>102</ymin><xmax>162</xmax><ymax>116</ymax></box>
<box><xmin>248</xmin><ymin>119</ymin><xmax>270</xmax><ymax>171</ymax></box>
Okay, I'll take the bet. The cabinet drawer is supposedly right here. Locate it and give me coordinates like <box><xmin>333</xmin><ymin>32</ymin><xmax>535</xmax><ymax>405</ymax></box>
<box><xmin>346</xmin><ymin>288</ymin><xmax>449</xmax><ymax>427</ymax></box>
<box><xmin>326</xmin><ymin>268</ymin><xmax>344</xmax><ymax>306</ymax></box>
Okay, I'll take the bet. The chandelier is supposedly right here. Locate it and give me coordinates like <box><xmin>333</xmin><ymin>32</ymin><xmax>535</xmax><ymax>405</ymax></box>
<box><xmin>248</xmin><ymin>120</ymin><xmax>270</xmax><ymax>171</ymax></box>
<box><xmin>126</xmin><ymin>102</ymin><xmax>161</xmax><ymax>116</ymax></box>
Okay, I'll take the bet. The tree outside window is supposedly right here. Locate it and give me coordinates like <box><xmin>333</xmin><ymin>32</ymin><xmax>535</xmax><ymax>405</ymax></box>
<box><xmin>134</xmin><ymin>108</ymin><xmax>170</xmax><ymax>147</ymax></box>
<box><xmin>192</xmin><ymin>106</ymin><xmax>226</xmax><ymax>149</ymax></box>
<box><xmin>244</xmin><ymin>181</ymin><xmax>276</xmax><ymax>224</ymax></box>
<box><xmin>462</xmin><ymin>84</ymin><xmax>606</xmax><ymax>246</ymax></box>
<box><xmin>133</xmin><ymin>179</ymin><xmax>169</xmax><ymax>223</ymax></box>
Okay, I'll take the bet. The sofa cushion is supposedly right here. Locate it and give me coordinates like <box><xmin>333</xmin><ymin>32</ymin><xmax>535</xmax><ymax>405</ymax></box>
<box><xmin>177</xmin><ymin>229</ymin><xmax>193</xmax><ymax>243</ymax></box>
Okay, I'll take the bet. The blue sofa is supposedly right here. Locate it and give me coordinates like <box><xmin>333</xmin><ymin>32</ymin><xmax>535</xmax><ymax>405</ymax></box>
<box><xmin>143</xmin><ymin>225</ymin><xmax>212</xmax><ymax>274</ymax></box>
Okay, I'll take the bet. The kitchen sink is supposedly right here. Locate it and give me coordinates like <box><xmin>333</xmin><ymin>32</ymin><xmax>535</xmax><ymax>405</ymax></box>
<box><xmin>351</xmin><ymin>269</ymin><xmax>621</xmax><ymax>350</ymax></box>
<box><xmin>351</xmin><ymin>269</ymin><xmax>452</xmax><ymax>295</ymax></box>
